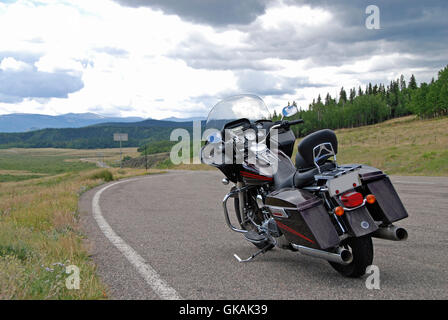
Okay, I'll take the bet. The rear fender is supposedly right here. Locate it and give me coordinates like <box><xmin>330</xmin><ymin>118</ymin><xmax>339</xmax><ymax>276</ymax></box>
<box><xmin>342</xmin><ymin>206</ymin><xmax>378</xmax><ymax>237</ymax></box>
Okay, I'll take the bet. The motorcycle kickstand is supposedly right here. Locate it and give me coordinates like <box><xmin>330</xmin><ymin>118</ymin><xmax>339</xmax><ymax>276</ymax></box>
<box><xmin>233</xmin><ymin>242</ymin><xmax>273</xmax><ymax>263</ymax></box>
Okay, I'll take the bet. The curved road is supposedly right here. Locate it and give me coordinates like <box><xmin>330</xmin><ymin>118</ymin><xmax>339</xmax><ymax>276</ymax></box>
<box><xmin>79</xmin><ymin>170</ymin><xmax>448</xmax><ymax>299</ymax></box>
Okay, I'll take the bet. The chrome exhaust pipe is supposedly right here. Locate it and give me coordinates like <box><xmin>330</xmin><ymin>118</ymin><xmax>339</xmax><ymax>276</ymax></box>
<box><xmin>291</xmin><ymin>244</ymin><xmax>353</xmax><ymax>265</ymax></box>
<box><xmin>372</xmin><ymin>224</ymin><xmax>408</xmax><ymax>241</ymax></box>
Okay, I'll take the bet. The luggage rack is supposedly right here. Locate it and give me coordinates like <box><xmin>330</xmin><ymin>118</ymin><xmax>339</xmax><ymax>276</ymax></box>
<box><xmin>314</xmin><ymin>164</ymin><xmax>362</xmax><ymax>181</ymax></box>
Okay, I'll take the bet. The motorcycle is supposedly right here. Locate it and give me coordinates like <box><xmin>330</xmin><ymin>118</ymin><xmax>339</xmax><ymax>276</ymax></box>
<box><xmin>201</xmin><ymin>94</ymin><xmax>408</xmax><ymax>277</ymax></box>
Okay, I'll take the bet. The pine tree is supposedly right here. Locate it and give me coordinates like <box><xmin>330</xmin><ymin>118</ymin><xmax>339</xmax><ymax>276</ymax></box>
<box><xmin>339</xmin><ymin>87</ymin><xmax>347</xmax><ymax>104</ymax></box>
<box><xmin>349</xmin><ymin>88</ymin><xmax>356</xmax><ymax>103</ymax></box>
<box><xmin>325</xmin><ymin>93</ymin><xmax>332</xmax><ymax>106</ymax></box>
<box><xmin>400</xmin><ymin>74</ymin><xmax>407</xmax><ymax>91</ymax></box>
<box><xmin>358</xmin><ymin>86</ymin><xmax>363</xmax><ymax>96</ymax></box>
<box><xmin>409</xmin><ymin>74</ymin><xmax>417</xmax><ymax>90</ymax></box>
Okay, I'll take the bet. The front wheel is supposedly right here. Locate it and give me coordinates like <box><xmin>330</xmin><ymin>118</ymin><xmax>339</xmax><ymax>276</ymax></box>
<box><xmin>234</xmin><ymin>197</ymin><xmax>273</xmax><ymax>250</ymax></box>
<box><xmin>329</xmin><ymin>236</ymin><xmax>374</xmax><ymax>278</ymax></box>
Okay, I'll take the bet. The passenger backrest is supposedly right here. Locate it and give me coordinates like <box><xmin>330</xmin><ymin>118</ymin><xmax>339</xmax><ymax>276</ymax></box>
<box><xmin>297</xmin><ymin>129</ymin><xmax>338</xmax><ymax>169</ymax></box>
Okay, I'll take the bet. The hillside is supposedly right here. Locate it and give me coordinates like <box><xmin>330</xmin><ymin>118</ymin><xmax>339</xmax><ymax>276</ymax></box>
<box><xmin>292</xmin><ymin>115</ymin><xmax>448</xmax><ymax>176</ymax></box>
<box><xmin>0</xmin><ymin>119</ymin><xmax>199</xmax><ymax>149</ymax></box>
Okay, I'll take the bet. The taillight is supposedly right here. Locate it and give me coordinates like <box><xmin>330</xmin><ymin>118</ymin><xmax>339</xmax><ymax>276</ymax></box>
<box><xmin>340</xmin><ymin>191</ymin><xmax>364</xmax><ymax>208</ymax></box>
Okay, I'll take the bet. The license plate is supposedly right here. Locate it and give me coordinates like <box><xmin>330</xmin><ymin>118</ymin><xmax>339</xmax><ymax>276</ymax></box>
<box><xmin>327</xmin><ymin>170</ymin><xmax>361</xmax><ymax>197</ymax></box>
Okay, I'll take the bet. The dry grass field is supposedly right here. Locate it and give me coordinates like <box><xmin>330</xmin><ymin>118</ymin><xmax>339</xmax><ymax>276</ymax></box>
<box><xmin>0</xmin><ymin>147</ymin><xmax>163</xmax><ymax>299</ymax></box>
<box><xmin>293</xmin><ymin>115</ymin><xmax>448</xmax><ymax>176</ymax></box>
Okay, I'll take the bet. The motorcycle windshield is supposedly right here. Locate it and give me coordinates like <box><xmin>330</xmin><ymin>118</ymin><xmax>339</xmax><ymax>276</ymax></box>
<box><xmin>205</xmin><ymin>94</ymin><xmax>271</xmax><ymax>133</ymax></box>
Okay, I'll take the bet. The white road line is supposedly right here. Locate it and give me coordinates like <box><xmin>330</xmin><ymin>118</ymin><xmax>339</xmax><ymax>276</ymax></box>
<box><xmin>92</xmin><ymin>178</ymin><xmax>182</xmax><ymax>300</ymax></box>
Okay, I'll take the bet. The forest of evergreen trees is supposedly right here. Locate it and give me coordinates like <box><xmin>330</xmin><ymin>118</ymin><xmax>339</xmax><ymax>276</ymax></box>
<box><xmin>275</xmin><ymin>65</ymin><xmax>448</xmax><ymax>137</ymax></box>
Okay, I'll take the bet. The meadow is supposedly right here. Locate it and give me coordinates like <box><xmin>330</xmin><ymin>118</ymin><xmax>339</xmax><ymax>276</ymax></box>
<box><xmin>0</xmin><ymin>147</ymin><xmax>162</xmax><ymax>299</ymax></box>
<box><xmin>325</xmin><ymin>115</ymin><xmax>448</xmax><ymax>176</ymax></box>
<box><xmin>0</xmin><ymin>148</ymin><xmax>141</xmax><ymax>183</ymax></box>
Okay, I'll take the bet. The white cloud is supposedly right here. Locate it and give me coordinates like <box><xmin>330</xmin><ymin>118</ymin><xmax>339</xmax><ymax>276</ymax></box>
<box><xmin>0</xmin><ymin>57</ymin><xmax>31</xmax><ymax>71</ymax></box>
<box><xmin>0</xmin><ymin>0</ymin><xmax>240</xmax><ymax>118</ymax></box>
<box><xmin>257</xmin><ymin>3</ymin><xmax>332</xmax><ymax>30</ymax></box>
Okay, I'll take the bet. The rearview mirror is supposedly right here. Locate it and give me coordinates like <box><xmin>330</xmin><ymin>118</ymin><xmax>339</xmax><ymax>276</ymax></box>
<box><xmin>281</xmin><ymin>105</ymin><xmax>298</xmax><ymax>119</ymax></box>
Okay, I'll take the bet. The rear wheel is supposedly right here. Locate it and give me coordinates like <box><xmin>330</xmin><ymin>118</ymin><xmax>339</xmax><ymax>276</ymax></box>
<box><xmin>329</xmin><ymin>236</ymin><xmax>373</xmax><ymax>278</ymax></box>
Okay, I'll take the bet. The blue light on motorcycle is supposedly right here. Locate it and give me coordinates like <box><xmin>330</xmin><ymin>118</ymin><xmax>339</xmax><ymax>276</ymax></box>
<box><xmin>207</xmin><ymin>132</ymin><xmax>221</xmax><ymax>143</ymax></box>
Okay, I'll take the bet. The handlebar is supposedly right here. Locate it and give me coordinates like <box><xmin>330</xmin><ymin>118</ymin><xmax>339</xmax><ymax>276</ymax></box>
<box><xmin>278</xmin><ymin>119</ymin><xmax>304</xmax><ymax>130</ymax></box>
<box><xmin>282</xmin><ymin>119</ymin><xmax>304</xmax><ymax>127</ymax></box>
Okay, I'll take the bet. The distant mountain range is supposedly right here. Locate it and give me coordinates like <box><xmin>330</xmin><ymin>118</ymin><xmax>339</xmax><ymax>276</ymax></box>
<box><xmin>0</xmin><ymin>118</ymin><xmax>200</xmax><ymax>149</ymax></box>
<box><xmin>0</xmin><ymin>112</ymin><xmax>206</xmax><ymax>133</ymax></box>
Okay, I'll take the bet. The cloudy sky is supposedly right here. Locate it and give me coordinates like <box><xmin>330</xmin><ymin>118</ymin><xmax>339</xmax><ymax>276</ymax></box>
<box><xmin>0</xmin><ymin>0</ymin><xmax>447</xmax><ymax>119</ymax></box>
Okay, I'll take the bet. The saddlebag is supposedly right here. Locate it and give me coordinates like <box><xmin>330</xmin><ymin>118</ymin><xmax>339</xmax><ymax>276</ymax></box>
<box><xmin>266</xmin><ymin>188</ymin><xmax>340</xmax><ymax>250</ymax></box>
<box><xmin>359</xmin><ymin>166</ymin><xmax>409</xmax><ymax>224</ymax></box>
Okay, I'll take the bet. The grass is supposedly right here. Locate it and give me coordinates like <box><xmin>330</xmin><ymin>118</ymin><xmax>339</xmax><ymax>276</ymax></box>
<box><xmin>0</xmin><ymin>148</ymin><xmax>164</xmax><ymax>299</ymax></box>
<box><xmin>89</xmin><ymin>170</ymin><xmax>114</xmax><ymax>182</ymax></box>
<box><xmin>0</xmin><ymin>148</ymin><xmax>139</xmax><ymax>182</ymax></box>
<box><xmin>292</xmin><ymin>115</ymin><xmax>448</xmax><ymax>176</ymax></box>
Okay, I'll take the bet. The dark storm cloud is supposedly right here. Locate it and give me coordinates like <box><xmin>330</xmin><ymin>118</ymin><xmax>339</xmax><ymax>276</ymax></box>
<box><xmin>164</xmin><ymin>0</ymin><xmax>447</xmax><ymax>75</ymax></box>
<box><xmin>287</xmin><ymin>0</ymin><xmax>448</xmax><ymax>59</ymax></box>
<box><xmin>0</xmin><ymin>64</ymin><xmax>84</xmax><ymax>103</ymax></box>
<box><xmin>113</xmin><ymin>0</ymin><xmax>268</xmax><ymax>26</ymax></box>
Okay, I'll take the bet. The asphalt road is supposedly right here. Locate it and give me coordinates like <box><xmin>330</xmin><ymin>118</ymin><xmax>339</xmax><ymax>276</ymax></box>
<box><xmin>79</xmin><ymin>170</ymin><xmax>448</xmax><ymax>299</ymax></box>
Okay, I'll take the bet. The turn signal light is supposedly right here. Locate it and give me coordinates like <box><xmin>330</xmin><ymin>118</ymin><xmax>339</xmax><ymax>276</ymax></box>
<box><xmin>334</xmin><ymin>206</ymin><xmax>345</xmax><ymax>216</ymax></box>
<box><xmin>366</xmin><ymin>194</ymin><xmax>376</xmax><ymax>204</ymax></box>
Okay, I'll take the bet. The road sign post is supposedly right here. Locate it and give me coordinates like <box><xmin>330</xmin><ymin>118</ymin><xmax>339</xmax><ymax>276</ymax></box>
<box><xmin>113</xmin><ymin>133</ymin><xmax>128</xmax><ymax>168</ymax></box>
<box><xmin>145</xmin><ymin>144</ymin><xmax>148</xmax><ymax>171</ymax></box>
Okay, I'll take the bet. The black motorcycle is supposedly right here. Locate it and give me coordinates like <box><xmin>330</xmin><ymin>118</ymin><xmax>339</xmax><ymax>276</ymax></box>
<box><xmin>201</xmin><ymin>94</ymin><xmax>408</xmax><ymax>277</ymax></box>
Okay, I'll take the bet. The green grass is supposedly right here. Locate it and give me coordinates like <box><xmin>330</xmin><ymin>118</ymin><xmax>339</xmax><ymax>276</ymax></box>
<box><xmin>89</xmin><ymin>170</ymin><xmax>114</xmax><ymax>182</ymax></box>
<box><xmin>0</xmin><ymin>154</ymin><xmax>95</xmax><ymax>176</ymax></box>
<box><xmin>0</xmin><ymin>174</ymin><xmax>44</xmax><ymax>182</ymax></box>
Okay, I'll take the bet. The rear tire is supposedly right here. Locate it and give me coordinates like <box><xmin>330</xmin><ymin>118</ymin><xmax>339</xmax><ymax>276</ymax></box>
<box><xmin>328</xmin><ymin>236</ymin><xmax>373</xmax><ymax>278</ymax></box>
